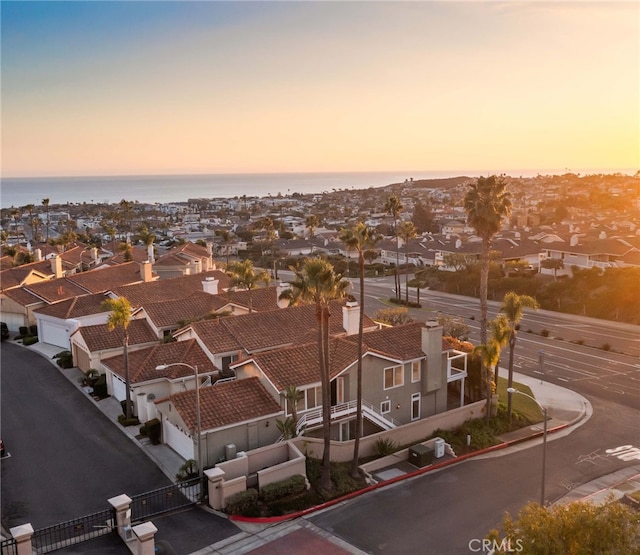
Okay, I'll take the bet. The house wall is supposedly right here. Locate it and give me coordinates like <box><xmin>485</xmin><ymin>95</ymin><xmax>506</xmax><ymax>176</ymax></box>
<box><xmin>295</xmin><ymin>400</ymin><xmax>485</xmax><ymax>462</ymax></box>
<box><xmin>0</xmin><ymin>296</ymin><xmax>43</xmax><ymax>330</ymax></box>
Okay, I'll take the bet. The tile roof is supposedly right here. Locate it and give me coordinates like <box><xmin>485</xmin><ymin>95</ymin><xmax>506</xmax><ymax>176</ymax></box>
<box><xmin>141</xmin><ymin>292</ymin><xmax>227</xmax><ymax>329</ymax></box>
<box><xmin>65</xmin><ymin>261</ymin><xmax>147</xmax><ymax>293</ymax></box>
<box><xmin>169</xmin><ymin>377</ymin><xmax>281</xmax><ymax>432</ymax></box>
<box><xmin>73</xmin><ymin>319</ymin><xmax>158</xmax><ymax>352</ymax></box>
<box><xmin>2</xmin><ymin>286</ymin><xmax>43</xmax><ymax>306</ymax></box>
<box><xmin>219</xmin><ymin>286</ymin><xmax>280</xmax><ymax>313</ymax></box>
<box><xmin>0</xmin><ymin>262</ymin><xmax>52</xmax><ymax>291</ymax></box>
<box><xmin>22</xmin><ymin>279</ymin><xmax>91</xmax><ymax>304</ymax></box>
<box><xmin>112</xmin><ymin>270</ymin><xmax>231</xmax><ymax>307</ymax></box>
<box><xmin>33</xmin><ymin>293</ymin><xmax>109</xmax><ymax>319</ymax></box>
<box><xmin>101</xmin><ymin>339</ymin><xmax>218</xmax><ymax>384</ymax></box>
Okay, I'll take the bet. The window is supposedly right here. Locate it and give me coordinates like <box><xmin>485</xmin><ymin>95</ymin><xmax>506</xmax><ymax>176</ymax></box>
<box><xmin>381</xmin><ymin>400</ymin><xmax>391</xmax><ymax>414</ymax></box>
<box><xmin>221</xmin><ymin>353</ymin><xmax>239</xmax><ymax>372</ymax></box>
<box><xmin>411</xmin><ymin>392</ymin><xmax>421</xmax><ymax>421</ymax></box>
<box><xmin>384</xmin><ymin>365</ymin><xmax>404</xmax><ymax>390</ymax></box>
<box><xmin>411</xmin><ymin>360</ymin><xmax>421</xmax><ymax>383</ymax></box>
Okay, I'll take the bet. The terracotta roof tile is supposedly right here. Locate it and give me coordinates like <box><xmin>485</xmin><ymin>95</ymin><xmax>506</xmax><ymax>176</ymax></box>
<box><xmin>169</xmin><ymin>377</ymin><xmax>281</xmax><ymax>431</ymax></box>
<box><xmin>74</xmin><ymin>319</ymin><xmax>158</xmax><ymax>352</ymax></box>
<box><xmin>66</xmin><ymin>261</ymin><xmax>146</xmax><ymax>293</ymax></box>
<box><xmin>101</xmin><ymin>339</ymin><xmax>218</xmax><ymax>384</ymax></box>
<box><xmin>0</xmin><ymin>261</ymin><xmax>53</xmax><ymax>290</ymax></box>
<box><xmin>142</xmin><ymin>292</ymin><xmax>227</xmax><ymax>329</ymax></box>
<box><xmin>23</xmin><ymin>279</ymin><xmax>90</xmax><ymax>303</ymax></box>
<box><xmin>34</xmin><ymin>293</ymin><xmax>109</xmax><ymax>319</ymax></box>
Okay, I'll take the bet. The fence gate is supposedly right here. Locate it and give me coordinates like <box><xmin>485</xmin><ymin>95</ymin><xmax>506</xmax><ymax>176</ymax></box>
<box><xmin>130</xmin><ymin>476</ymin><xmax>203</xmax><ymax>523</ymax></box>
<box><xmin>30</xmin><ymin>507</ymin><xmax>116</xmax><ymax>554</ymax></box>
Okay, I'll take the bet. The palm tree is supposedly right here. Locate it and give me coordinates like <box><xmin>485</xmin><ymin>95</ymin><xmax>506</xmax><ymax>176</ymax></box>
<box><xmin>339</xmin><ymin>222</ymin><xmax>381</xmax><ymax>477</ymax></box>
<box><xmin>226</xmin><ymin>259</ymin><xmax>270</xmax><ymax>313</ymax></box>
<box><xmin>473</xmin><ymin>337</ymin><xmax>503</xmax><ymax>421</ymax></box>
<box><xmin>282</xmin><ymin>384</ymin><xmax>303</xmax><ymax>431</ymax></box>
<box><xmin>215</xmin><ymin>229</ymin><xmax>232</xmax><ymax>266</ymax></box>
<box><xmin>42</xmin><ymin>198</ymin><xmax>50</xmax><ymax>246</ymax></box>
<box><xmin>305</xmin><ymin>214</ymin><xmax>320</xmax><ymax>238</ymax></box>
<box><xmin>464</xmin><ymin>175</ymin><xmax>511</xmax><ymax>420</ymax></box>
<box><xmin>101</xmin><ymin>297</ymin><xmax>133</xmax><ymax>419</ymax></box>
<box><xmin>398</xmin><ymin>221</ymin><xmax>417</xmax><ymax>305</ymax></box>
<box><xmin>501</xmin><ymin>292</ymin><xmax>540</xmax><ymax>419</ymax></box>
<box><xmin>280</xmin><ymin>257</ymin><xmax>349</xmax><ymax>491</ymax></box>
<box><xmin>384</xmin><ymin>195</ymin><xmax>403</xmax><ymax>300</ymax></box>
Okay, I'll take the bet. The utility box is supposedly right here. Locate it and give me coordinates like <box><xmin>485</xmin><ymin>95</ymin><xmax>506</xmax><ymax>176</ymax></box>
<box><xmin>409</xmin><ymin>444</ymin><xmax>433</xmax><ymax>468</ymax></box>
<box><xmin>434</xmin><ymin>438</ymin><xmax>445</xmax><ymax>459</ymax></box>
<box><xmin>225</xmin><ymin>443</ymin><xmax>237</xmax><ymax>460</ymax></box>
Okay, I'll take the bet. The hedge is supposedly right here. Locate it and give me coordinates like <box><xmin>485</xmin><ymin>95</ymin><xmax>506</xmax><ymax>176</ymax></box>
<box><xmin>226</xmin><ymin>489</ymin><xmax>260</xmax><ymax>516</ymax></box>
<box><xmin>260</xmin><ymin>475</ymin><xmax>307</xmax><ymax>503</ymax></box>
<box><xmin>22</xmin><ymin>336</ymin><xmax>39</xmax><ymax>346</ymax></box>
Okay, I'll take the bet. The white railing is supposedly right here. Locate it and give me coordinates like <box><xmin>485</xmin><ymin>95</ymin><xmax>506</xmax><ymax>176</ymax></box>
<box><xmin>295</xmin><ymin>399</ymin><xmax>399</xmax><ymax>434</ymax></box>
<box><xmin>361</xmin><ymin>400</ymin><xmax>400</xmax><ymax>428</ymax></box>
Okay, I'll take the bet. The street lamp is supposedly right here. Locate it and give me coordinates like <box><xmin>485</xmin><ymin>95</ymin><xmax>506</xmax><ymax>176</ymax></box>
<box><xmin>156</xmin><ymin>362</ymin><xmax>202</xmax><ymax>476</ymax></box>
<box><xmin>507</xmin><ymin>387</ymin><xmax>547</xmax><ymax>506</ymax></box>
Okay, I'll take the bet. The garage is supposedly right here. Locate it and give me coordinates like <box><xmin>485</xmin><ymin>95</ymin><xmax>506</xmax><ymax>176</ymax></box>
<box><xmin>38</xmin><ymin>317</ymin><xmax>72</xmax><ymax>349</ymax></box>
<box><xmin>111</xmin><ymin>372</ymin><xmax>127</xmax><ymax>402</ymax></box>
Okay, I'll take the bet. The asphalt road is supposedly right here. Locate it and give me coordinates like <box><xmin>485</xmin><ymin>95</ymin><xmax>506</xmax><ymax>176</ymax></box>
<box><xmin>1</xmin><ymin>342</ymin><xmax>171</xmax><ymax>529</ymax></box>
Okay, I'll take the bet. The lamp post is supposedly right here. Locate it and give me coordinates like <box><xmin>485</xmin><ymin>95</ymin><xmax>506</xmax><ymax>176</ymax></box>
<box><xmin>156</xmin><ymin>363</ymin><xmax>202</xmax><ymax>476</ymax></box>
<box><xmin>507</xmin><ymin>387</ymin><xmax>547</xmax><ymax>506</ymax></box>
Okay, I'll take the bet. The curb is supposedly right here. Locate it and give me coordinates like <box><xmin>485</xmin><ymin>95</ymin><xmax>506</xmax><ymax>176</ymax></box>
<box><xmin>230</xmin><ymin>421</ymin><xmax>572</xmax><ymax>524</ymax></box>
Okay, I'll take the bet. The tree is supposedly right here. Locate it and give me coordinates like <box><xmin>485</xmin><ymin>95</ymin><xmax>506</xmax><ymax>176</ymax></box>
<box><xmin>398</xmin><ymin>221</ymin><xmax>417</xmax><ymax>305</ymax></box>
<box><xmin>282</xmin><ymin>384</ymin><xmax>303</xmax><ymax>432</ymax></box>
<box><xmin>279</xmin><ymin>258</ymin><xmax>349</xmax><ymax>491</ymax></box>
<box><xmin>226</xmin><ymin>259</ymin><xmax>270</xmax><ymax>313</ymax></box>
<box><xmin>42</xmin><ymin>198</ymin><xmax>50</xmax><ymax>246</ymax></box>
<box><xmin>501</xmin><ymin>292</ymin><xmax>539</xmax><ymax>419</ymax></box>
<box><xmin>101</xmin><ymin>297</ymin><xmax>133</xmax><ymax>419</ymax></box>
<box><xmin>305</xmin><ymin>214</ymin><xmax>320</xmax><ymax>238</ymax></box>
<box><xmin>464</xmin><ymin>175</ymin><xmax>511</xmax><ymax>420</ymax></box>
<box><xmin>339</xmin><ymin>222</ymin><xmax>381</xmax><ymax>477</ymax></box>
<box><xmin>411</xmin><ymin>200</ymin><xmax>435</xmax><ymax>233</ymax></box>
<box><xmin>541</xmin><ymin>257</ymin><xmax>564</xmax><ymax>280</ymax></box>
<box><xmin>384</xmin><ymin>195</ymin><xmax>403</xmax><ymax>300</ymax></box>
<box><xmin>487</xmin><ymin>499</ymin><xmax>640</xmax><ymax>554</ymax></box>
<box><xmin>215</xmin><ymin>229</ymin><xmax>233</xmax><ymax>266</ymax></box>
<box><xmin>374</xmin><ymin>307</ymin><xmax>415</xmax><ymax>326</ymax></box>
<box><xmin>436</xmin><ymin>313</ymin><xmax>470</xmax><ymax>340</ymax></box>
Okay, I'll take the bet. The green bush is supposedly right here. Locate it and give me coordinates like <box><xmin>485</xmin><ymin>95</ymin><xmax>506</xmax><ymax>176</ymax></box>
<box><xmin>226</xmin><ymin>489</ymin><xmax>260</xmax><ymax>516</ymax></box>
<box><xmin>117</xmin><ymin>415</ymin><xmax>140</xmax><ymax>427</ymax></box>
<box><xmin>144</xmin><ymin>418</ymin><xmax>161</xmax><ymax>444</ymax></box>
<box><xmin>29</xmin><ymin>324</ymin><xmax>37</xmax><ymax>336</ymax></box>
<box><xmin>374</xmin><ymin>437</ymin><xmax>397</xmax><ymax>457</ymax></box>
<box><xmin>19</xmin><ymin>326</ymin><xmax>28</xmax><ymax>336</ymax></box>
<box><xmin>55</xmin><ymin>351</ymin><xmax>73</xmax><ymax>368</ymax></box>
<box><xmin>22</xmin><ymin>336</ymin><xmax>39</xmax><ymax>346</ymax></box>
<box><xmin>261</xmin><ymin>475</ymin><xmax>306</xmax><ymax>503</ymax></box>
<box><xmin>93</xmin><ymin>374</ymin><xmax>107</xmax><ymax>398</ymax></box>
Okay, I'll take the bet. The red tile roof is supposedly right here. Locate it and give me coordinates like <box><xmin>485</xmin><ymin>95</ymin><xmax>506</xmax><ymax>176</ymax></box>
<box><xmin>169</xmin><ymin>377</ymin><xmax>281</xmax><ymax>431</ymax></box>
<box><xmin>101</xmin><ymin>339</ymin><xmax>218</xmax><ymax>384</ymax></box>
<box><xmin>0</xmin><ymin>261</ymin><xmax>53</xmax><ymax>290</ymax></box>
<box><xmin>141</xmin><ymin>292</ymin><xmax>227</xmax><ymax>329</ymax></box>
<box><xmin>33</xmin><ymin>293</ymin><xmax>109</xmax><ymax>319</ymax></box>
<box><xmin>73</xmin><ymin>319</ymin><xmax>158</xmax><ymax>352</ymax></box>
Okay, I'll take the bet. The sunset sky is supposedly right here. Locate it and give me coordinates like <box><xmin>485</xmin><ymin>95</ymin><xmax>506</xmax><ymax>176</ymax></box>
<box><xmin>2</xmin><ymin>1</ymin><xmax>638</xmax><ymax>178</ymax></box>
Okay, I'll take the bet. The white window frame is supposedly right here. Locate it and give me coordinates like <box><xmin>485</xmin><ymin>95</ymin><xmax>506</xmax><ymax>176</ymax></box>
<box><xmin>411</xmin><ymin>392</ymin><xmax>421</xmax><ymax>421</ymax></box>
<box><xmin>411</xmin><ymin>360</ymin><xmax>421</xmax><ymax>383</ymax></box>
<box><xmin>381</xmin><ymin>400</ymin><xmax>391</xmax><ymax>414</ymax></box>
<box><xmin>384</xmin><ymin>365</ymin><xmax>404</xmax><ymax>390</ymax></box>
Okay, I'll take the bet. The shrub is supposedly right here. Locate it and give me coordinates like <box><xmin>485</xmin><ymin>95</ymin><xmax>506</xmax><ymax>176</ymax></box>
<box><xmin>143</xmin><ymin>418</ymin><xmax>161</xmax><ymax>444</ymax></box>
<box><xmin>55</xmin><ymin>351</ymin><xmax>73</xmax><ymax>368</ymax></box>
<box><xmin>29</xmin><ymin>324</ymin><xmax>37</xmax><ymax>336</ymax></box>
<box><xmin>374</xmin><ymin>437</ymin><xmax>397</xmax><ymax>457</ymax></box>
<box><xmin>120</xmin><ymin>400</ymin><xmax>134</xmax><ymax>417</ymax></box>
<box><xmin>93</xmin><ymin>374</ymin><xmax>107</xmax><ymax>398</ymax></box>
<box><xmin>261</xmin><ymin>475</ymin><xmax>306</xmax><ymax>503</ymax></box>
<box><xmin>176</xmin><ymin>459</ymin><xmax>198</xmax><ymax>482</ymax></box>
<box><xmin>117</xmin><ymin>415</ymin><xmax>139</xmax><ymax>427</ymax></box>
<box><xmin>19</xmin><ymin>326</ymin><xmax>28</xmax><ymax>336</ymax></box>
<box><xmin>22</xmin><ymin>336</ymin><xmax>39</xmax><ymax>346</ymax></box>
<box><xmin>226</xmin><ymin>489</ymin><xmax>260</xmax><ymax>516</ymax></box>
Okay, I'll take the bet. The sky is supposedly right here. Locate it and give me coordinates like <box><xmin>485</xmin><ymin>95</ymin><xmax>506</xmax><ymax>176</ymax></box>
<box><xmin>1</xmin><ymin>1</ymin><xmax>638</xmax><ymax>178</ymax></box>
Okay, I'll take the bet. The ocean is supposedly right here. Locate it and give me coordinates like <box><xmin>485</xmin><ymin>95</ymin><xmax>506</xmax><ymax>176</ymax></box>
<box><xmin>0</xmin><ymin>171</ymin><xmax>444</xmax><ymax>208</ymax></box>
<box><xmin>1</xmin><ymin>168</ymin><xmax>632</xmax><ymax>209</ymax></box>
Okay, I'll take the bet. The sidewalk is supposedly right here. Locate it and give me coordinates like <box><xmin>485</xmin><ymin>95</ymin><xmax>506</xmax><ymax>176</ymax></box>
<box><xmin>20</xmin><ymin>340</ymin><xmax>640</xmax><ymax>555</ymax></box>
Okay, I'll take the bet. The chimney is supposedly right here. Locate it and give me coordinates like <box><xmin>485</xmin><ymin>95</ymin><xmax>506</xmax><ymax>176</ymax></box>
<box><xmin>421</xmin><ymin>320</ymin><xmax>444</xmax><ymax>395</ymax></box>
<box><xmin>276</xmin><ymin>283</ymin><xmax>290</xmax><ymax>308</ymax></box>
<box><xmin>147</xmin><ymin>244</ymin><xmax>155</xmax><ymax>264</ymax></box>
<box><xmin>455</xmin><ymin>238</ymin><xmax>462</xmax><ymax>249</ymax></box>
<box><xmin>35</xmin><ymin>248</ymin><xmax>42</xmax><ymax>262</ymax></box>
<box><xmin>91</xmin><ymin>247</ymin><xmax>98</xmax><ymax>261</ymax></box>
<box><xmin>140</xmin><ymin>260</ymin><xmax>153</xmax><ymax>282</ymax></box>
<box><xmin>51</xmin><ymin>254</ymin><xmax>63</xmax><ymax>279</ymax></box>
<box><xmin>342</xmin><ymin>300</ymin><xmax>360</xmax><ymax>336</ymax></box>
<box><xmin>570</xmin><ymin>235</ymin><xmax>579</xmax><ymax>247</ymax></box>
<box><xmin>202</xmin><ymin>277</ymin><xmax>219</xmax><ymax>295</ymax></box>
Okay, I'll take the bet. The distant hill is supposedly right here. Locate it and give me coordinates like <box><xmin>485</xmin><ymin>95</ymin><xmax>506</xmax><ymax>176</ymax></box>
<box><xmin>384</xmin><ymin>176</ymin><xmax>472</xmax><ymax>190</ymax></box>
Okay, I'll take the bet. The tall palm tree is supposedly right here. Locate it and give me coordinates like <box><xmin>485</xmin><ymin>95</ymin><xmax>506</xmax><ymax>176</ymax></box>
<box><xmin>280</xmin><ymin>258</ymin><xmax>349</xmax><ymax>491</ymax></box>
<box><xmin>339</xmin><ymin>222</ymin><xmax>381</xmax><ymax>477</ymax></box>
<box><xmin>101</xmin><ymin>297</ymin><xmax>133</xmax><ymax>419</ymax></box>
<box><xmin>398</xmin><ymin>221</ymin><xmax>417</xmax><ymax>305</ymax></box>
<box><xmin>501</xmin><ymin>292</ymin><xmax>540</xmax><ymax>419</ymax></box>
<box><xmin>384</xmin><ymin>195</ymin><xmax>403</xmax><ymax>300</ymax></box>
<box><xmin>305</xmin><ymin>214</ymin><xmax>320</xmax><ymax>238</ymax></box>
<box><xmin>215</xmin><ymin>229</ymin><xmax>232</xmax><ymax>266</ymax></box>
<box><xmin>42</xmin><ymin>198</ymin><xmax>50</xmax><ymax>246</ymax></box>
<box><xmin>464</xmin><ymin>175</ymin><xmax>511</xmax><ymax>420</ymax></box>
<box><xmin>226</xmin><ymin>259</ymin><xmax>270</xmax><ymax>313</ymax></box>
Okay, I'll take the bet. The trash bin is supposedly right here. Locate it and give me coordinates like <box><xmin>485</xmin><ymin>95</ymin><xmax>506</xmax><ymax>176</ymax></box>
<box><xmin>434</xmin><ymin>438</ymin><xmax>445</xmax><ymax>458</ymax></box>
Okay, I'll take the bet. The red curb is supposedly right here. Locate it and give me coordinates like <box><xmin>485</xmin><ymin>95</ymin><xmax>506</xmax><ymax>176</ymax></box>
<box><xmin>230</xmin><ymin>423</ymin><xmax>570</xmax><ymax>524</ymax></box>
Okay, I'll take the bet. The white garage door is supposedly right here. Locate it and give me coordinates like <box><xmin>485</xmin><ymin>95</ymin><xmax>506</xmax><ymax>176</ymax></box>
<box><xmin>0</xmin><ymin>312</ymin><xmax>26</xmax><ymax>332</ymax></box>
<box><xmin>111</xmin><ymin>373</ymin><xmax>126</xmax><ymax>402</ymax></box>
<box><xmin>40</xmin><ymin>321</ymin><xmax>70</xmax><ymax>349</ymax></box>
<box><xmin>163</xmin><ymin>419</ymin><xmax>194</xmax><ymax>461</ymax></box>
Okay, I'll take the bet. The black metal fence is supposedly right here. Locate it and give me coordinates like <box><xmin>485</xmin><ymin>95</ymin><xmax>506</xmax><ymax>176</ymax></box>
<box><xmin>31</xmin><ymin>507</ymin><xmax>116</xmax><ymax>554</ymax></box>
<box><xmin>0</xmin><ymin>538</ymin><xmax>17</xmax><ymax>555</ymax></box>
<box><xmin>130</xmin><ymin>476</ymin><xmax>203</xmax><ymax>523</ymax></box>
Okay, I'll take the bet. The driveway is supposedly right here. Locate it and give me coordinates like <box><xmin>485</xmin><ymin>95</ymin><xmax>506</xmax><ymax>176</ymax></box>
<box><xmin>1</xmin><ymin>342</ymin><xmax>171</xmax><ymax>529</ymax></box>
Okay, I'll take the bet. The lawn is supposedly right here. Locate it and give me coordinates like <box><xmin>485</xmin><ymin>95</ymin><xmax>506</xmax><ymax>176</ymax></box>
<box><xmin>496</xmin><ymin>377</ymin><xmax>545</xmax><ymax>423</ymax></box>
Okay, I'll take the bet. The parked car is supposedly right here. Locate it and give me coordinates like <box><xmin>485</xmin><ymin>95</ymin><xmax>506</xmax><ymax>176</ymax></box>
<box><xmin>1</xmin><ymin>322</ymin><xmax>9</xmax><ymax>341</ymax></box>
